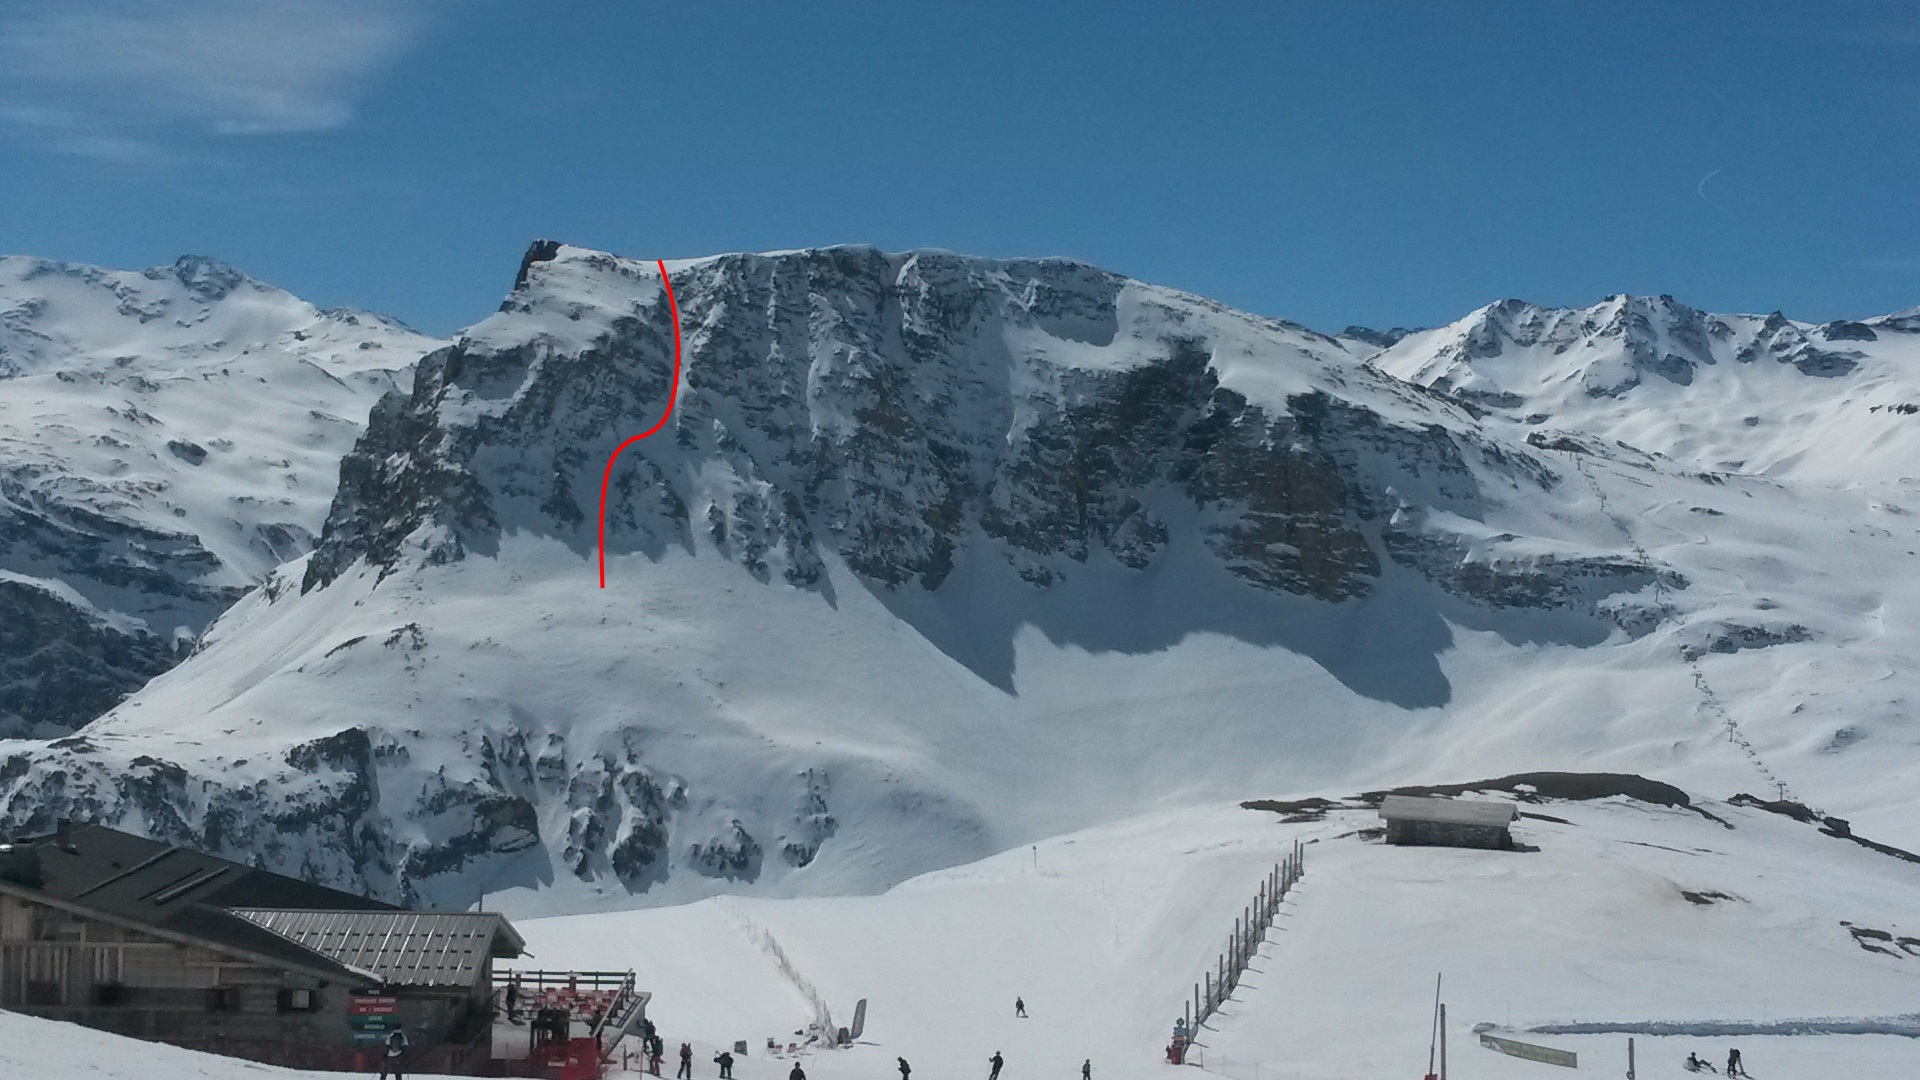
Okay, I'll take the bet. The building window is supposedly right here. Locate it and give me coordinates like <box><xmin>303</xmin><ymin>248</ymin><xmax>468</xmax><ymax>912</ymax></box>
<box><xmin>94</xmin><ymin>983</ymin><xmax>131</xmax><ymax>1006</ymax></box>
<box><xmin>277</xmin><ymin>988</ymin><xmax>320</xmax><ymax>1012</ymax></box>
<box><xmin>206</xmin><ymin>986</ymin><xmax>242</xmax><ymax>1012</ymax></box>
<box><xmin>25</xmin><ymin>980</ymin><xmax>61</xmax><ymax>1006</ymax></box>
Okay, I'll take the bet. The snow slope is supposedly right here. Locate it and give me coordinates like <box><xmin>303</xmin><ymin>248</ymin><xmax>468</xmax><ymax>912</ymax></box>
<box><xmin>505</xmin><ymin>790</ymin><xmax>1920</xmax><ymax>1080</ymax></box>
<box><xmin>0</xmin><ymin>255</ymin><xmax>441</xmax><ymax>734</ymax></box>
<box><xmin>0</xmin><ymin>1009</ymin><xmax>403</xmax><ymax>1080</ymax></box>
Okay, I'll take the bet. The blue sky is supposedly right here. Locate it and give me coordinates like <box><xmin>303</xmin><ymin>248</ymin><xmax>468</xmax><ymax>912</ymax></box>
<box><xmin>2</xmin><ymin>1</ymin><xmax>1916</xmax><ymax>336</ymax></box>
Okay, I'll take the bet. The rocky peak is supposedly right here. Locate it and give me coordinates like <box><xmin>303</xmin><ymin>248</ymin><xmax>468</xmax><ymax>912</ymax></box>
<box><xmin>1340</xmin><ymin>325</ymin><xmax>1421</xmax><ymax>350</ymax></box>
<box><xmin>159</xmin><ymin>255</ymin><xmax>252</xmax><ymax>303</ymax></box>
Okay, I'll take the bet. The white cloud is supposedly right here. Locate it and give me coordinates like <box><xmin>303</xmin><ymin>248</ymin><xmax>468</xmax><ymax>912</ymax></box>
<box><xmin>0</xmin><ymin>0</ymin><xmax>431</xmax><ymax>155</ymax></box>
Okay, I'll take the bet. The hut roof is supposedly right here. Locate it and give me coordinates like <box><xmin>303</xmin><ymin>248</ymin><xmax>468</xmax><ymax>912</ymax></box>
<box><xmin>1378</xmin><ymin>794</ymin><xmax>1518</xmax><ymax>827</ymax></box>
<box><xmin>229</xmin><ymin>909</ymin><xmax>524</xmax><ymax>988</ymax></box>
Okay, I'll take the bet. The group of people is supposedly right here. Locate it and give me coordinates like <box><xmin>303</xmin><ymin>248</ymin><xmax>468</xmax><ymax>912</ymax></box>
<box><xmin>1685</xmin><ymin>1047</ymin><xmax>1750</xmax><ymax>1076</ymax></box>
<box><xmin>493</xmin><ymin>984</ymin><xmax>1763</xmax><ymax>1080</ymax></box>
<box><xmin>638</xmin><ymin>994</ymin><xmax>1096</xmax><ymax>1080</ymax></box>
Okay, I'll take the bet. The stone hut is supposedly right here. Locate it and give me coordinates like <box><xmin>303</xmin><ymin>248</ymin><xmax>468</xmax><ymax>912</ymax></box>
<box><xmin>1378</xmin><ymin>795</ymin><xmax>1518</xmax><ymax>849</ymax></box>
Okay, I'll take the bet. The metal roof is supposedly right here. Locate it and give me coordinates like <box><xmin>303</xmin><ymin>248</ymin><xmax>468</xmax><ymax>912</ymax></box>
<box><xmin>1378</xmin><ymin>794</ymin><xmax>1519</xmax><ymax>827</ymax></box>
<box><xmin>0</xmin><ymin>824</ymin><xmax>397</xmax><ymax>917</ymax></box>
<box><xmin>229</xmin><ymin>909</ymin><xmax>525</xmax><ymax>988</ymax></box>
<box><xmin>0</xmin><ymin>823</ymin><xmax>398</xmax><ymax>980</ymax></box>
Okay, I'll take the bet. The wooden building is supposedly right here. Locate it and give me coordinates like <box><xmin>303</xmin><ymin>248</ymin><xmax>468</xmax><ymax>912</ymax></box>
<box><xmin>1378</xmin><ymin>795</ymin><xmax>1518</xmax><ymax>849</ymax></box>
<box><xmin>0</xmin><ymin>822</ymin><xmax>525</xmax><ymax>1073</ymax></box>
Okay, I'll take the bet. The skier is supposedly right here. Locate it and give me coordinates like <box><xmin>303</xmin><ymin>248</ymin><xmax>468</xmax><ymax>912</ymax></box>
<box><xmin>649</xmin><ymin>1036</ymin><xmax>664</xmax><ymax>1077</ymax></box>
<box><xmin>1015</xmin><ymin>996</ymin><xmax>1028</xmax><ymax>1018</ymax></box>
<box><xmin>715</xmin><ymin>1051</ymin><xmax>735</xmax><ymax>1079</ymax></box>
<box><xmin>790</xmin><ymin>1064</ymin><xmax>807</xmax><ymax>1080</ymax></box>
<box><xmin>378</xmin><ymin>1028</ymin><xmax>409</xmax><ymax>1080</ymax></box>
<box><xmin>1082</xmin><ymin>1059</ymin><xmax>1091</xmax><ymax>1080</ymax></box>
<box><xmin>898</xmin><ymin>1057</ymin><xmax>912</xmax><ymax>1080</ymax></box>
<box><xmin>678</xmin><ymin>1042</ymin><xmax>694</xmax><ymax>1080</ymax></box>
<box><xmin>989</xmin><ymin>1050</ymin><xmax>1005</xmax><ymax>1080</ymax></box>
<box><xmin>1727</xmin><ymin>1048</ymin><xmax>1747</xmax><ymax>1077</ymax></box>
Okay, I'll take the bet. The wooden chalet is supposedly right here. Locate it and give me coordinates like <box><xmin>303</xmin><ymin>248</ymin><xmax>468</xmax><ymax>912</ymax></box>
<box><xmin>0</xmin><ymin>822</ymin><xmax>525</xmax><ymax>1073</ymax></box>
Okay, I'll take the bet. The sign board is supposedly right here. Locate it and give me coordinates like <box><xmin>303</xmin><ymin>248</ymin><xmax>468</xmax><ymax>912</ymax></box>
<box><xmin>350</xmin><ymin>999</ymin><xmax>401</xmax><ymax>1048</ymax></box>
<box><xmin>1479</xmin><ymin>1032</ymin><xmax>1577</xmax><ymax>1069</ymax></box>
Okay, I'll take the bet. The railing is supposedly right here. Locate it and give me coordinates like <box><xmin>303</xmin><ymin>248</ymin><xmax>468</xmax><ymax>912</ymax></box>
<box><xmin>495</xmin><ymin>968</ymin><xmax>637</xmax><ymax>1019</ymax></box>
<box><xmin>1182</xmin><ymin>839</ymin><xmax>1303</xmax><ymax>1043</ymax></box>
<box><xmin>492</xmin><ymin>968</ymin><xmax>646</xmax><ymax>1065</ymax></box>
<box><xmin>497</xmin><ymin>969</ymin><xmax>637</xmax><ymax>991</ymax></box>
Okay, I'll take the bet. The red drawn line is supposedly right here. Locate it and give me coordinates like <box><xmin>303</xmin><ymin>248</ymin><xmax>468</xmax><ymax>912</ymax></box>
<box><xmin>597</xmin><ymin>260</ymin><xmax>682</xmax><ymax>588</ymax></box>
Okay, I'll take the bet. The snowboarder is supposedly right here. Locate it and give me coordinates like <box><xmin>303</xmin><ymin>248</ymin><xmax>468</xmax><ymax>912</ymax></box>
<box><xmin>1015</xmin><ymin>996</ymin><xmax>1027</xmax><ymax>1017</ymax></box>
<box><xmin>1727</xmin><ymin>1048</ymin><xmax>1747</xmax><ymax>1077</ymax></box>
<box><xmin>1684</xmin><ymin>1051</ymin><xmax>1718</xmax><ymax>1074</ymax></box>
<box><xmin>715</xmin><ymin>1051</ymin><xmax>735</xmax><ymax>1079</ymax></box>
<box><xmin>649</xmin><ymin>1037</ymin><xmax>664</xmax><ymax>1077</ymax></box>
<box><xmin>898</xmin><ymin>1057</ymin><xmax>912</xmax><ymax>1080</ymax></box>
<box><xmin>790</xmin><ymin>1064</ymin><xmax>807</xmax><ymax>1080</ymax></box>
<box><xmin>1082</xmin><ymin>1059</ymin><xmax>1091</xmax><ymax>1080</ymax></box>
<box><xmin>989</xmin><ymin>1050</ymin><xmax>1005</xmax><ymax>1080</ymax></box>
<box><xmin>678</xmin><ymin>1042</ymin><xmax>694</xmax><ymax>1080</ymax></box>
<box><xmin>378</xmin><ymin>1028</ymin><xmax>409</xmax><ymax>1080</ymax></box>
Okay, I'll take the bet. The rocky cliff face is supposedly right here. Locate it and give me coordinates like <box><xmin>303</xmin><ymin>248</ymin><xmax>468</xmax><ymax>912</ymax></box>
<box><xmin>0</xmin><ymin>255</ymin><xmax>439</xmax><ymax>735</ymax></box>
<box><xmin>307</xmin><ymin>247</ymin><xmax>1621</xmax><ymax>617</ymax></box>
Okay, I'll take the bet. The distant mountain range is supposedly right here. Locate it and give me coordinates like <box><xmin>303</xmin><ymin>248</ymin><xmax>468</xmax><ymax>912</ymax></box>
<box><xmin>0</xmin><ymin>255</ymin><xmax>440</xmax><ymax>736</ymax></box>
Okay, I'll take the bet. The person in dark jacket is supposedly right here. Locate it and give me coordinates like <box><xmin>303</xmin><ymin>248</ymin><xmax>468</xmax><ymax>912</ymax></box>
<box><xmin>1727</xmin><ymin>1048</ymin><xmax>1746</xmax><ymax>1077</ymax></box>
<box><xmin>989</xmin><ymin>1050</ymin><xmax>1004</xmax><ymax>1080</ymax></box>
<box><xmin>677</xmin><ymin>1042</ymin><xmax>694</xmax><ymax>1080</ymax></box>
<box><xmin>1082</xmin><ymin>1059</ymin><xmax>1091</xmax><ymax>1080</ymax></box>
<box><xmin>378</xmin><ymin>1028</ymin><xmax>409</xmax><ymax>1080</ymax></box>
<box><xmin>1014</xmin><ymin>997</ymin><xmax>1027</xmax><ymax>1017</ymax></box>
<box><xmin>898</xmin><ymin>1057</ymin><xmax>912</xmax><ymax>1080</ymax></box>
<box><xmin>789</xmin><ymin>1064</ymin><xmax>807</xmax><ymax>1080</ymax></box>
<box><xmin>715</xmin><ymin>1051</ymin><xmax>734</xmax><ymax>1079</ymax></box>
<box><xmin>505</xmin><ymin>976</ymin><xmax>522</xmax><ymax>1023</ymax></box>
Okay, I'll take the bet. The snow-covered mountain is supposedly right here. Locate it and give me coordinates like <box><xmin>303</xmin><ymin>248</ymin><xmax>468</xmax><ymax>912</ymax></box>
<box><xmin>0</xmin><ymin>255</ymin><xmax>441</xmax><ymax>735</ymax></box>
<box><xmin>0</xmin><ymin>244</ymin><xmax>1915</xmax><ymax>917</ymax></box>
<box><xmin>1368</xmin><ymin>294</ymin><xmax>1920</xmax><ymax>479</ymax></box>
